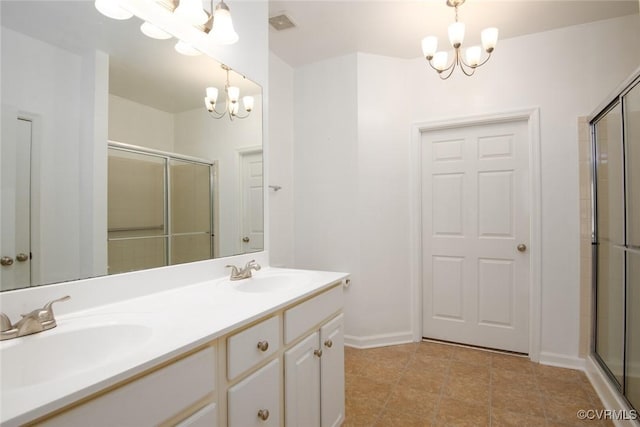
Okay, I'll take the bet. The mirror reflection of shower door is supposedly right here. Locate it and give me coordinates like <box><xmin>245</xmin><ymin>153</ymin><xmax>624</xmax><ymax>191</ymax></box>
<box><xmin>240</xmin><ymin>150</ymin><xmax>264</xmax><ymax>254</ymax></box>
<box><xmin>0</xmin><ymin>117</ymin><xmax>32</xmax><ymax>290</ymax></box>
<box><xmin>170</xmin><ymin>159</ymin><xmax>213</xmax><ymax>264</ymax></box>
<box><xmin>108</xmin><ymin>149</ymin><xmax>167</xmax><ymax>274</ymax></box>
<box><xmin>107</xmin><ymin>145</ymin><xmax>214</xmax><ymax>275</ymax></box>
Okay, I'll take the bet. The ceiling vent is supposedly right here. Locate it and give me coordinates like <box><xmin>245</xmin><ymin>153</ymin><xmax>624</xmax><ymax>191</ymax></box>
<box><xmin>269</xmin><ymin>13</ymin><xmax>296</xmax><ymax>31</ymax></box>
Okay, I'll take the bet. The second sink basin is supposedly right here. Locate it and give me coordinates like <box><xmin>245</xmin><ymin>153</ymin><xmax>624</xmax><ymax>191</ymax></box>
<box><xmin>230</xmin><ymin>271</ymin><xmax>312</xmax><ymax>293</ymax></box>
<box><xmin>1</xmin><ymin>322</ymin><xmax>153</xmax><ymax>391</ymax></box>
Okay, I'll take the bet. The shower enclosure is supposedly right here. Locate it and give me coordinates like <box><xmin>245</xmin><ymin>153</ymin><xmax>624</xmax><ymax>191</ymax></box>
<box><xmin>107</xmin><ymin>143</ymin><xmax>216</xmax><ymax>274</ymax></box>
<box><xmin>592</xmin><ymin>73</ymin><xmax>640</xmax><ymax>411</ymax></box>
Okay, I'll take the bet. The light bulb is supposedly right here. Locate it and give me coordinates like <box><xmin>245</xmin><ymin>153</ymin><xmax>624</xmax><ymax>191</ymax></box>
<box><xmin>481</xmin><ymin>27</ymin><xmax>499</xmax><ymax>52</ymax></box>
<box><xmin>448</xmin><ymin>22</ymin><xmax>465</xmax><ymax>48</ymax></box>
<box><xmin>209</xmin><ymin>1</ymin><xmax>239</xmax><ymax>45</ymax></box>
<box><xmin>465</xmin><ymin>46</ymin><xmax>481</xmax><ymax>67</ymax></box>
<box><xmin>243</xmin><ymin>96</ymin><xmax>254</xmax><ymax>112</ymax></box>
<box><xmin>421</xmin><ymin>36</ymin><xmax>438</xmax><ymax>59</ymax></box>
<box><xmin>204</xmin><ymin>97</ymin><xmax>214</xmax><ymax>112</ymax></box>
<box><xmin>140</xmin><ymin>22</ymin><xmax>172</xmax><ymax>40</ymax></box>
<box><xmin>94</xmin><ymin>0</ymin><xmax>132</xmax><ymax>20</ymax></box>
<box><xmin>433</xmin><ymin>52</ymin><xmax>448</xmax><ymax>71</ymax></box>
<box><xmin>230</xmin><ymin>102</ymin><xmax>239</xmax><ymax>115</ymax></box>
<box><xmin>206</xmin><ymin>87</ymin><xmax>219</xmax><ymax>102</ymax></box>
<box><xmin>174</xmin><ymin>0</ymin><xmax>209</xmax><ymax>25</ymax></box>
<box><xmin>227</xmin><ymin>86</ymin><xmax>240</xmax><ymax>103</ymax></box>
<box><xmin>174</xmin><ymin>40</ymin><xmax>201</xmax><ymax>56</ymax></box>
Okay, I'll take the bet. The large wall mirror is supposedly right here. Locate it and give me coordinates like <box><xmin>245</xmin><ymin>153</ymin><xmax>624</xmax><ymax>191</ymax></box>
<box><xmin>0</xmin><ymin>0</ymin><xmax>263</xmax><ymax>292</ymax></box>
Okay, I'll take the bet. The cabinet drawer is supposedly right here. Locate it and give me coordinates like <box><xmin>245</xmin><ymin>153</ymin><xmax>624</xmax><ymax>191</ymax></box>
<box><xmin>227</xmin><ymin>315</ymin><xmax>280</xmax><ymax>380</ymax></box>
<box><xmin>40</xmin><ymin>346</ymin><xmax>216</xmax><ymax>427</ymax></box>
<box><xmin>176</xmin><ymin>403</ymin><xmax>217</xmax><ymax>427</ymax></box>
<box><xmin>284</xmin><ymin>285</ymin><xmax>343</xmax><ymax>344</ymax></box>
<box><xmin>228</xmin><ymin>359</ymin><xmax>281</xmax><ymax>427</ymax></box>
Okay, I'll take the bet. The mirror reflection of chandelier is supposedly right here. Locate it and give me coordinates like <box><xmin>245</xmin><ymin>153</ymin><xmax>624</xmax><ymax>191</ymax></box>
<box><xmin>204</xmin><ymin>65</ymin><xmax>254</xmax><ymax>121</ymax></box>
<box><xmin>421</xmin><ymin>0</ymin><xmax>498</xmax><ymax>80</ymax></box>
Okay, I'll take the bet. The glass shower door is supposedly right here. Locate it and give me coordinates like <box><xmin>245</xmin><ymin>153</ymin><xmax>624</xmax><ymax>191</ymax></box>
<box><xmin>624</xmin><ymin>81</ymin><xmax>640</xmax><ymax>409</ymax></box>
<box><xmin>594</xmin><ymin>102</ymin><xmax>626</xmax><ymax>388</ymax></box>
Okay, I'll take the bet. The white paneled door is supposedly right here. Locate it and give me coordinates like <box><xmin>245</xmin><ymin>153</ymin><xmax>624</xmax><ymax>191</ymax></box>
<box><xmin>421</xmin><ymin>120</ymin><xmax>530</xmax><ymax>353</ymax></box>
<box><xmin>240</xmin><ymin>150</ymin><xmax>264</xmax><ymax>253</ymax></box>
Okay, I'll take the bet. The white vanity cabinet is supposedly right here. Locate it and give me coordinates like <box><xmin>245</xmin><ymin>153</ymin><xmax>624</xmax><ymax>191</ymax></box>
<box><xmin>227</xmin><ymin>359</ymin><xmax>281</xmax><ymax>427</ymax></box>
<box><xmin>284</xmin><ymin>287</ymin><xmax>345</xmax><ymax>427</ymax></box>
<box><xmin>37</xmin><ymin>346</ymin><xmax>217</xmax><ymax>427</ymax></box>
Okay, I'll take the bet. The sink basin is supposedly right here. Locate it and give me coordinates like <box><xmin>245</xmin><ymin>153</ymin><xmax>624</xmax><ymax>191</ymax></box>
<box><xmin>1</xmin><ymin>323</ymin><xmax>153</xmax><ymax>390</ymax></box>
<box><xmin>230</xmin><ymin>271</ymin><xmax>312</xmax><ymax>293</ymax></box>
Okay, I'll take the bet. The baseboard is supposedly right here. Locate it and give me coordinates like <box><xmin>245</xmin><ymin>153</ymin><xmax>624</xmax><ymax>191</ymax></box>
<box><xmin>585</xmin><ymin>356</ymin><xmax>640</xmax><ymax>427</ymax></box>
<box><xmin>538</xmin><ymin>351</ymin><xmax>587</xmax><ymax>370</ymax></box>
<box><xmin>344</xmin><ymin>331</ymin><xmax>415</xmax><ymax>349</ymax></box>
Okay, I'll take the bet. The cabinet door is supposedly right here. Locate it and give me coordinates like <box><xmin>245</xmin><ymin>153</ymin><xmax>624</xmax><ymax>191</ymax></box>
<box><xmin>228</xmin><ymin>359</ymin><xmax>280</xmax><ymax>427</ymax></box>
<box><xmin>320</xmin><ymin>314</ymin><xmax>345</xmax><ymax>427</ymax></box>
<box><xmin>285</xmin><ymin>331</ymin><xmax>321</xmax><ymax>427</ymax></box>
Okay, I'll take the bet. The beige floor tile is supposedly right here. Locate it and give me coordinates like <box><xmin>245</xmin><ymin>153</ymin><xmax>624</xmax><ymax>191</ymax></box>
<box><xmin>491</xmin><ymin>352</ymin><xmax>536</xmax><ymax>375</ymax></box>
<box><xmin>385</xmin><ymin>386</ymin><xmax>440</xmax><ymax>419</ymax></box>
<box><xmin>416</xmin><ymin>341</ymin><xmax>454</xmax><ymax>359</ymax></box>
<box><xmin>375</xmin><ymin>409</ymin><xmax>434</xmax><ymax>427</ymax></box>
<box><xmin>443</xmin><ymin>375</ymin><xmax>490</xmax><ymax>405</ymax></box>
<box><xmin>435</xmin><ymin>397</ymin><xmax>490</xmax><ymax>427</ymax></box>
<box><xmin>451</xmin><ymin>346</ymin><xmax>493</xmax><ymax>366</ymax></box>
<box><xmin>491</xmin><ymin>408</ymin><xmax>548</xmax><ymax>427</ymax></box>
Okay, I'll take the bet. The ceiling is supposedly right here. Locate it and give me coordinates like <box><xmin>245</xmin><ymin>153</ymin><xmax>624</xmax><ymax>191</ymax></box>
<box><xmin>268</xmin><ymin>0</ymin><xmax>640</xmax><ymax>67</ymax></box>
<box><xmin>1</xmin><ymin>1</ymin><xmax>260</xmax><ymax>113</ymax></box>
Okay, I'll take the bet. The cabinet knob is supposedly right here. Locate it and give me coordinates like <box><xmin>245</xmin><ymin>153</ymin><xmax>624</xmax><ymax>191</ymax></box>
<box><xmin>324</xmin><ymin>339</ymin><xmax>333</xmax><ymax>348</ymax></box>
<box><xmin>314</xmin><ymin>349</ymin><xmax>323</xmax><ymax>358</ymax></box>
<box><xmin>257</xmin><ymin>340</ymin><xmax>269</xmax><ymax>352</ymax></box>
<box><xmin>0</xmin><ymin>256</ymin><xmax>14</xmax><ymax>266</ymax></box>
<box><xmin>257</xmin><ymin>409</ymin><xmax>270</xmax><ymax>421</ymax></box>
<box><xmin>16</xmin><ymin>253</ymin><xmax>29</xmax><ymax>262</ymax></box>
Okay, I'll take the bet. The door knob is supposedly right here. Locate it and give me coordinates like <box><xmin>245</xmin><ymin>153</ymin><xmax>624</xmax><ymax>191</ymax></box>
<box><xmin>16</xmin><ymin>253</ymin><xmax>29</xmax><ymax>262</ymax></box>
<box><xmin>517</xmin><ymin>243</ymin><xmax>527</xmax><ymax>252</ymax></box>
<box><xmin>257</xmin><ymin>409</ymin><xmax>270</xmax><ymax>421</ymax></box>
<box><xmin>242</xmin><ymin>237</ymin><xmax>250</xmax><ymax>243</ymax></box>
<box><xmin>0</xmin><ymin>256</ymin><xmax>14</xmax><ymax>266</ymax></box>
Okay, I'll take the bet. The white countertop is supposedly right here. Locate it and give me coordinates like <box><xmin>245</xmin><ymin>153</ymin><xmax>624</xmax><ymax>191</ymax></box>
<box><xmin>0</xmin><ymin>267</ymin><xmax>348</xmax><ymax>426</ymax></box>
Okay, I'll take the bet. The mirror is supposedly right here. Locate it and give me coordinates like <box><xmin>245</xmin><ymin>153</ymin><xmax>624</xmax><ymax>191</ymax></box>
<box><xmin>0</xmin><ymin>0</ymin><xmax>263</xmax><ymax>291</ymax></box>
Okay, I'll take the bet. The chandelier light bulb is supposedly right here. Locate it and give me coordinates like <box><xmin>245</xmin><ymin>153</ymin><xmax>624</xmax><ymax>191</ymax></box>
<box><xmin>433</xmin><ymin>52</ymin><xmax>449</xmax><ymax>71</ymax></box>
<box><xmin>94</xmin><ymin>0</ymin><xmax>132</xmax><ymax>20</ymax></box>
<box><xmin>421</xmin><ymin>36</ymin><xmax>438</xmax><ymax>59</ymax></box>
<box><xmin>448</xmin><ymin>22</ymin><xmax>465</xmax><ymax>48</ymax></box>
<box><xmin>140</xmin><ymin>22</ymin><xmax>172</xmax><ymax>40</ymax></box>
<box><xmin>465</xmin><ymin>46</ymin><xmax>481</xmax><ymax>67</ymax></box>
<box><xmin>206</xmin><ymin>87</ymin><xmax>219</xmax><ymax>103</ymax></box>
<box><xmin>210</xmin><ymin>1</ymin><xmax>239</xmax><ymax>45</ymax></box>
<box><xmin>481</xmin><ymin>27</ymin><xmax>499</xmax><ymax>52</ymax></box>
<box><xmin>243</xmin><ymin>96</ymin><xmax>254</xmax><ymax>112</ymax></box>
<box><xmin>174</xmin><ymin>0</ymin><xmax>209</xmax><ymax>26</ymax></box>
<box><xmin>227</xmin><ymin>86</ymin><xmax>240</xmax><ymax>103</ymax></box>
<box><xmin>230</xmin><ymin>102</ymin><xmax>239</xmax><ymax>115</ymax></box>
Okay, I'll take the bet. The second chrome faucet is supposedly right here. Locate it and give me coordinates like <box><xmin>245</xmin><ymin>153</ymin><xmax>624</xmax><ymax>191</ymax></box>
<box><xmin>0</xmin><ymin>295</ymin><xmax>70</xmax><ymax>341</ymax></box>
<box><xmin>226</xmin><ymin>260</ymin><xmax>261</xmax><ymax>281</ymax></box>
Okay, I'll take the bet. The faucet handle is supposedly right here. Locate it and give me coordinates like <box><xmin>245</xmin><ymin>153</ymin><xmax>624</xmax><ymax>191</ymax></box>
<box><xmin>39</xmin><ymin>295</ymin><xmax>71</xmax><ymax>324</ymax></box>
<box><xmin>0</xmin><ymin>313</ymin><xmax>13</xmax><ymax>332</ymax></box>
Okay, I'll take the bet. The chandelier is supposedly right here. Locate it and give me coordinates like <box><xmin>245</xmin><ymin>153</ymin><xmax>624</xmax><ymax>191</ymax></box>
<box><xmin>421</xmin><ymin>0</ymin><xmax>498</xmax><ymax>80</ymax></box>
<box><xmin>204</xmin><ymin>65</ymin><xmax>254</xmax><ymax>120</ymax></box>
<box><xmin>94</xmin><ymin>0</ymin><xmax>239</xmax><ymax>56</ymax></box>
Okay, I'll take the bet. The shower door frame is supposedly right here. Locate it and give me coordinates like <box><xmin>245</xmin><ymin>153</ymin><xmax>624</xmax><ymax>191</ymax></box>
<box><xmin>107</xmin><ymin>141</ymin><xmax>217</xmax><ymax>268</ymax></box>
<box><xmin>590</xmin><ymin>70</ymin><xmax>640</xmax><ymax>411</ymax></box>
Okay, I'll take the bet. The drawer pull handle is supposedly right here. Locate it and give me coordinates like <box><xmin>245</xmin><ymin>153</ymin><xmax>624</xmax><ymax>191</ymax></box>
<box><xmin>314</xmin><ymin>349</ymin><xmax>323</xmax><ymax>358</ymax></box>
<box><xmin>258</xmin><ymin>409</ymin><xmax>270</xmax><ymax>421</ymax></box>
<box><xmin>257</xmin><ymin>340</ymin><xmax>269</xmax><ymax>352</ymax></box>
<box><xmin>324</xmin><ymin>339</ymin><xmax>333</xmax><ymax>348</ymax></box>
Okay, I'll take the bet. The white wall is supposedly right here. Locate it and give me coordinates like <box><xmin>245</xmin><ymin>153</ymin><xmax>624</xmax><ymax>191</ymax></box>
<box><xmin>1</xmin><ymin>27</ymin><xmax>109</xmax><ymax>286</ymax></box>
<box><xmin>268</xmin><ymin>52</ymin><xmax>294</xmax><ymax>267</ymax></box>
<box><xmin>108</xmin><ymin>94</ymin><xmax>175</xmax><ymax>152</ymax></box>
<box><xmin>286</xmin><ymin>15</ymin><xmax>640</xmax><ymax>358</ymax></box>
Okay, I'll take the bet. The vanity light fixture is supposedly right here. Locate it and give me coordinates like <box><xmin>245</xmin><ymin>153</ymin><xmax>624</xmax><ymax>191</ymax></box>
<box><xmin>94</xmin><ymin>0</ymin><xmax>133</xmax><ymax>20</ymax></box>
<box><xmin>204</xmin><ymin>64</ymin><xmax>254</xmax><ymax>120</ymax></box>
<box><xmin>422</xmin><ymin>0</ymin><xmax>498</xmax><ymax>80</ymax></box>
<box><xmin>174</xmin><ymin>40</ymin><xmax>201</xmax><ymax>56</ymax></box>
<box><xmin>95</xmin><ymin>0</ymin><xmax>240</xmax><ymax>46</ymax></box>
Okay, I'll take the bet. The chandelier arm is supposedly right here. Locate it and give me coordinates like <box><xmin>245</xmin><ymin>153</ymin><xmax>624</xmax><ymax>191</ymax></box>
<box><xmin>438</xmin><ymin>62</ymin><xmax>457</xmax><ymax>80</ymax></box>
<box><xmin>475</xmin><ymin>51</ymin><xmax>493</xmax><ymax>68</ymax></box>
<box><xmin>208</xmin><ymin>109</ymin><xmax>227</xmax><ymax>119</ymax></box>
<box><xmin>457</xmin><ymin>56</ymin><xmax>476</xmax><ymax>77</ymax></box>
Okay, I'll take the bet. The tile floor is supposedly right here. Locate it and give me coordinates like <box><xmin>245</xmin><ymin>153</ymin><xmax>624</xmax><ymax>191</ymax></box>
<box><xmin>344</xmin><ymin>340</ymin><xmax>612</xmax><ymax>427</ymax></box>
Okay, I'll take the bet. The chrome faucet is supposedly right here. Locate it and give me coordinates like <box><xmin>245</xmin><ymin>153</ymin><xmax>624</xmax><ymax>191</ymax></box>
<box><xmin>0</xmin><ymin>296</ymin><xmax>70</xmax><ymax>341</ymax></box>
<box><xmin>226</xmin><ymin>260</ymin><xmax>261</xmax><ymax>281</ymax></box>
